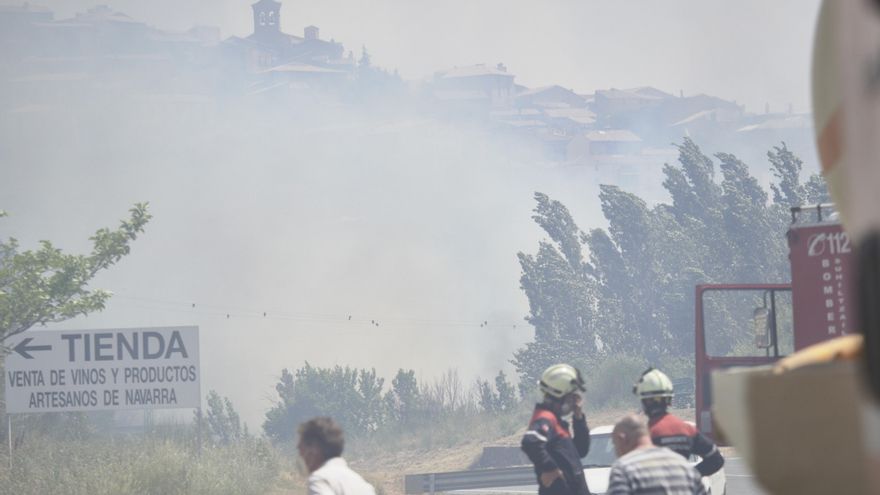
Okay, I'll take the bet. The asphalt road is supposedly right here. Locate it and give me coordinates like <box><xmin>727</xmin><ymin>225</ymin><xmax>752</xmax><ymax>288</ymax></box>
<box><xmin>724</xmin><ymin>457</ymin><xmax>768</xmax><ymax>495</ymax></box>
<box><xmin>448</xmin><ymin>457</ymin><xmax>767</xmax><ymax>495</ymax></box>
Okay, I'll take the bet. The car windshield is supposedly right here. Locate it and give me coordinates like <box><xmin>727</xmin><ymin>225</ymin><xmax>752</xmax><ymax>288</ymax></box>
<box><xmin>582</xmin><ymin>433</ymin><xmax>616</xmax><ymax>467</ymax></box>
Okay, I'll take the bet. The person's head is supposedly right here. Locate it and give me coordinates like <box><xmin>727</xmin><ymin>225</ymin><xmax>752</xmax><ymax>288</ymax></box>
<box><xmin>297</xmin><ymin>417</ymin><xmax>344</xmax><ymax>473</ymax></box>
<box><xmin>632</xmin><ymin>367</ymin><xmax>673</xmax><ymax>418</ymax></box>
<box><xmin>539</xmin><ymin>363</ymin><xmax>586</xmax><ymax>416</ymax></box>
<box><xmin>612</xmin><ymin>413</ymin><xmax>651</xmax><ymax>457</ymax></box>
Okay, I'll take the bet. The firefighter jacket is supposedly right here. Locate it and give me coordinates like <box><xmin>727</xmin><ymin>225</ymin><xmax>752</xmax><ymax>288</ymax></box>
<box><xmin>648</xmin><ymin>412</ymin><xmax>724</xmax><ymax>476</ymax></box>
<box><xmin>521</xmin><ymin>403</ymin><xmax>591</xmax><ymax>495</ymax></box>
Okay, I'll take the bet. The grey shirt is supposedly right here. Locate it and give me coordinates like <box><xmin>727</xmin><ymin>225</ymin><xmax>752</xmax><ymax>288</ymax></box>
<box><xmin>607</xmin><ymin>446</ymin><xmax>707</xmax><ymax>495</ymax></box>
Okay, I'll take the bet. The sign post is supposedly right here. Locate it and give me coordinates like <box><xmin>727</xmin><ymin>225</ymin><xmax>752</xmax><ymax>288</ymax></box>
<box><xmin>197</xmin><ymin>406</ymin><xmax>203</xmax><ymax>458</ymax></box>
<box><xmin>4</xmin><ymin>326</ymin><xmax>200</xmax><ymax>414</ymax></box>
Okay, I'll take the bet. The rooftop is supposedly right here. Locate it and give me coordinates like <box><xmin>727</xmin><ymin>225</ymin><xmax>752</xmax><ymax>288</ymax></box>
<box><xmin>585</xmin><ymin>129</ymin><xmax>642</xmax><ymax>142</ymax></box>
<box><xmin>0</xmin><ymin>3</ymin><xmax>51</xmax><ymax>13</ymax></box>
<box><xmin>737</xmin><ymin>114</ymin><xmax>812</xmax><ymax>132</ymax></box>
<box><xmin>544</xmin><ymin>107</ymin><xmax>597</xmax><ymax>124</ymax></box>
<box><xmin>264</xmin><ymin>62</ymin><xmax>346</xmax><ymax>74</ymax></box>
<box><xmin>671</xmin><ymin>109</ymin><xmax>720</xmax><ymax>127</ymax></box>
<box><xmin>596</xmin><ymin>86</ymin><xmax>672</xmax><ymax>101</ymax></box>
<box><xmin>437</xmin><ymin>64</ymin><xmax>514</xmax><ymax>79</ymax></box>
<box><xmin>72</xmin><ymin>5</ymin><xmax>141</xmax><ymax>25</ymax></box>
<box><xmin>432</xmin><ymin>89</ymin><xmax>490</xmax><ymax>101</ymax></box>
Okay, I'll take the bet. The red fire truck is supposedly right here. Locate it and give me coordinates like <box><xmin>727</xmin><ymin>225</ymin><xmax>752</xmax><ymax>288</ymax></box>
<box><xmin>694</xmin><ymin>204</ymin><xmax>857</xmax><ymax>439</ymax></box>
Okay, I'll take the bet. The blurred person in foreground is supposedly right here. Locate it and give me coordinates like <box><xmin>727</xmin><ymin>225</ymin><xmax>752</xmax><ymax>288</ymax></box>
<box><xmin>297</xmin><ymin>417</ymin><xmax>376</xmax><ymax>495</ymax></box>
<box><xmin>632</xmin><ymin>368</ymin><xmax>723</xmax><ymax>477</ymax></box>
<box><xmin>608</xmin><ymin>414</ymin><xmax>706</xmax><ymax>495</ymax></box>
<box><xmin>521</xmin><ymin>363</ymin><xmax>592</xmax><ymax>495</ymax></box>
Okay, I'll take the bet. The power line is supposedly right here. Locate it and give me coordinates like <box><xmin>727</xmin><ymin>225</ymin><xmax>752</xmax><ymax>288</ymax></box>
<box><xmin>109</xmin><ymin>293</ymin><xmax>527</xmax><ymax>330</ymax></box>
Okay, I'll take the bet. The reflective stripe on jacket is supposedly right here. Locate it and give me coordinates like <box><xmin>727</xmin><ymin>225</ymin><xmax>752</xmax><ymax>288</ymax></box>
<box><xmin>649</xmin><ymin>413</ymin><xmax>724</xmax><ymax>477</ymax></box>
<box><xmin>521</xmin><ymin>403</ymin><xmax>591</xmax><ymax>495</ymax></box>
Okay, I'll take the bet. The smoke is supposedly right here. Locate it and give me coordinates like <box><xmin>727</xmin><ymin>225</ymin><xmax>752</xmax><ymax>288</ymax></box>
<box><xmin>0</xmin><ymin>85</ymin><xmax>613</xmax><ymax>426</ymax></box>
<box><xmin>1</xmin><ymin>0</ymin><xmax>823</xmax><ymax>428</ymax></box>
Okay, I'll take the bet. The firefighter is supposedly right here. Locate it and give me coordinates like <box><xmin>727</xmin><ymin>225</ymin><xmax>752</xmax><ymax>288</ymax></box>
<box><xmin>633</xmin><ymin>367</ymin><xmax>724</xmax><ymax>477</ymax></box>
<box><xmin>521</xmin><ymin>364</ymin><xmax>592</xmax><ymax>495</ymax></box>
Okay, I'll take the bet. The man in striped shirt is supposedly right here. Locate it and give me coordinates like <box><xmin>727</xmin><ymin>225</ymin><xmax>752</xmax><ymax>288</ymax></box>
<box><xmin>607</xmin><ymin>414</ymin><xmax>706</xmax><ymax>495</ymax></box>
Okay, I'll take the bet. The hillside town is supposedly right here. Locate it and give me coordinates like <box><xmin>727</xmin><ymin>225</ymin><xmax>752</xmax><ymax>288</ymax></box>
<box><xmin>4</xmin><ymin>2</ymin><xmax>868</xmax><ymax>495</ymax></box>
<box><xmin>0</xmin><ymin>0</ymin><xmax>815</xmax><ymax>189</ymax></box>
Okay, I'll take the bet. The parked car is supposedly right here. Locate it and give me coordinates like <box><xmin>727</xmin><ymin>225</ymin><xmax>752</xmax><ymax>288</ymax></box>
<box><xmin>446</xmin><ymin>425</ymin><xmax>725</xmax><ymax>495</ymax></box>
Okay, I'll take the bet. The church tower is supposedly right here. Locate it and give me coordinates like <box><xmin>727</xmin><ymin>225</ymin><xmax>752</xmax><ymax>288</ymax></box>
<box><xmin>252</xmin><ymin>0</ymin><xmax>281</xmax><ymax>39</ymax></box>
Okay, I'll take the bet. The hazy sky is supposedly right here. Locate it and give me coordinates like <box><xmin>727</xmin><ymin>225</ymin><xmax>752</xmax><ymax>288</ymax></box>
<box><xmin>35</xmin><ymin>0</ymin><xmax>823</xmax><ymax>113</ymax></box>
<box><xmin>3</xmin><ymin>0</ymin><xmax>824</xmax><ymax>427</ymax></box>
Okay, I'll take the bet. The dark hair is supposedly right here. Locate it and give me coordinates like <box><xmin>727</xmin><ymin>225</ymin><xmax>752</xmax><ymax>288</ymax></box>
<box><xmin>298</xmin><ymin>417</ymin><xmax>344</xmax><ymax>460</ymax></box>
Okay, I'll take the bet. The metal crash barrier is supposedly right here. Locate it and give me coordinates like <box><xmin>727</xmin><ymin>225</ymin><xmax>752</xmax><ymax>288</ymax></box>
<box><xmin>404</xmin><ymin>466</ymin><xmax>534</xmax><ymax>494</ymax></box>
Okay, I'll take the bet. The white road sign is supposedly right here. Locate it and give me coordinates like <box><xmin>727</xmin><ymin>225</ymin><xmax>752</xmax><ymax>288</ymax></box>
<box><xmin>4</xmin><ymin>326</ymin><xmax>199</xmax><ymax>413</ymax></box>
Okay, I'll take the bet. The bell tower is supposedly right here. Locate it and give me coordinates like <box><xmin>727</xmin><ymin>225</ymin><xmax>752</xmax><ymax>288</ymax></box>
<box><xmin>252</xmin><ymin>0</ymin><xmax>281</xmax><ymax>38</ymax></box>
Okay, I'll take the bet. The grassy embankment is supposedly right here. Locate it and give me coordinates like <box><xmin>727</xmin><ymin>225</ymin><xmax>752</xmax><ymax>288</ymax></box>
<box><xmin>0</xmin><ymin>427</ymin><xmax>279</xmax><ymax>495</ymax></box>
<box><xmin>0</xmin><ymin>398</ymin><xmax>685</xmax><ymax>493</ymax></box>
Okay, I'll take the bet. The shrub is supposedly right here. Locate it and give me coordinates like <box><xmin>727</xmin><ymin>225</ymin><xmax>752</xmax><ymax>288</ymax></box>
<box><xmin>584</xmin><ymin>354</ymin><xmax>647</xmax><ymax>410</ymax></box>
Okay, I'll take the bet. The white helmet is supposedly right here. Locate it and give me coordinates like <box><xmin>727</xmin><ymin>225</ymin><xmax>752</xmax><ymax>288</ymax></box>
<box><xmin>539</xmin><ymin>364</ymin><xmax>586</xmax><ymax>398</ymax></box>
<box><xmin>633</xmin><ymin>368</ymin><xmax>674</xmax><ymax>399</ymax></box>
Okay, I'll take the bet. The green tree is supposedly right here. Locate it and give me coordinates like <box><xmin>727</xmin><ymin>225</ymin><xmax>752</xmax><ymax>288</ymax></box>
<box><xmin>385</xmin><ymin>369</ymin><xmax>421</xmax><ymax>425</ymax></box>
<box><xmin>514</xmin><ymin>140</ymin><xmax>822</xmax><ymax>385</ymax></box>
<box><xmin>803</xmin><ymin>175</ymin><xmax>831</xmax><ymax>204</ymax></box>
<box><xmin>717</xmin><ymin>152</ymin><xmax>787</xmax><ymax>281</ymax></box>
<box><xmin>0</xmin><ymin>203</ymin><xmax>151</xmax><ymax>345</ymax></box>
<box><xmin>767</xmin><ymin>142</ymin><xmax>831</xmax><ymax>207</ymax></box>
<box><xmin>262</xmin><ymin>363</ymin><xmax>387</xmax><ymax>443</ymax></box>
<box><xmin>477</xmin><ymin>370</ymin><xmax>516</xmax><ymax>413</ymax></box>
<box><xmin>494</xmin><ymin>370</ymin><xmax>516</xmax><ymax>412</ymax></box>
<box><xmin>204</xmin><ymin>390</ymin><xmax>246</xmax><ymax>445</ymax></box>
<box><xmin>513</xmin><ymin>193</ymin><xmax>599</xmax><ymax>394</ymax></box>
<box><xmin>768</xmin><ymin>142</ymin><xmax>805</xmax><ymax>208</ymax></box>
<box><xmin>358</xmin><ymin>45</ymin><xmax>371</xmax><ymax>68</ymax></box>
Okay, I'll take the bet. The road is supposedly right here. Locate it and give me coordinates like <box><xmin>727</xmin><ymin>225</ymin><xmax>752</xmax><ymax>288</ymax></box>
<box><xmin>724</xmin><ymin>456</ymin><xmax>767</xmax><ymax>495</ymax></box>
<box><xmin>446</xmin><ymin>457</ymin><xmax>766</xmax><ymax>495</ymax></box>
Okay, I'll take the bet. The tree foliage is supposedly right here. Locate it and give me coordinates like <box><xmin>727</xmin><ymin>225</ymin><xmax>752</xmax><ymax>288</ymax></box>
<box><xmin>0</xmin><ymin>203</ymin><xmax>151</xmax><ymax>345</ymax></box>
<box><xmin>204</xmin><ymin>390</ymin><xmax>247</xmax><ymax>446</ymax></box>
<box><xmin>514</xmin><ymin>139</ymin><xmax>828</xmax><ymax>382</ymax></box>
<box><xmin>478</xmin><ymin>371</ymin><xmax>517</xmax><ymax>413</ymax></box>
<box><xmin>262</xmin><ymin>364</ymin><xmax>516</xmax><ymax>443</ymax></box>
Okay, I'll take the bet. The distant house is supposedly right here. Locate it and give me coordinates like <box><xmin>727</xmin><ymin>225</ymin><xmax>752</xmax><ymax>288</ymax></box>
<box><xmin>491</xmin><ymin>85</ymin><xmax>595</xmax><ymax>143</ymax></box>
<box><xmin>728</xmin><ymin>113</ymin><xmax>816</xmax><ymax>170</ymax></box>
<box><xmin>515</xmin><ymin>85</ymin><xmax>586</xmax><ymax>109</ymax></box>
<box><xmin>664</xmin><ymin>94</ymin><xmax>743</xmax><ymax>127</ymax></box>
<box><xmin>9</xmin><ymin>4</ymin><xmax>220</xmax><ymax>62</ymax></box>
<box><xmin>0</xmin><ymin>3</ymin><xmax>53</xmax><ymax>59</ymax></box>
<box><xmin>567</xmin><ymin>129</ymin><xmax>643</xmax><ymax>161</ymax></box>
<box><xmin>430</xmin><ymin>63</ymin><xmax>516</xmax><ymax>113</ymax></box>
<box><xmin>0</xmin><ymin>2</ymin><xmax>52</xmax><ymax>26</ymax></box>
<box><xmin>735</xmin><ymin>113</ymin><xmax>812</xmax><ymax>133</ymax></box>
<box><xmin>541</xmin><ymin>107</ymin><xmax>597</xmax><ymax>133</ymax></box>
<box><xmin>565</xmin><ymin>128</ymin><xmax>673</xmax><ymax>194</ymax></box>
<box><xmin>594</xmin><ymin>87</ymin><xmax>672</xmax><ymax>116</ymax></box>
<box><xmin>489</xmin><ymin>107</ymin><xmax>541</xmax><ymax>121</ymax></box>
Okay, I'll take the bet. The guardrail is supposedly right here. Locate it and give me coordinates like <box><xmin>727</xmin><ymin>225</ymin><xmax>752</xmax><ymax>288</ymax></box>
<box><xmin>404</xmin><ymin>465</ymin><xmax>535</xmax><ymax>494</ymax></box>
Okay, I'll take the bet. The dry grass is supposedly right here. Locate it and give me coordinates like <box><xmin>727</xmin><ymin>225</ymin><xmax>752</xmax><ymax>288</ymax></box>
<box><xmin>0</xmin><ymin>407</ymin><xmax>696</xmax><ymax>494</ymax></box>
<box><xmin>0</xmin><ymin>434</ymin><xmax>280</xmax><ymax>495</ymax></box>
<box><xmin>320</xmin><ymin>406</ymin><xmax>678</xmax><ymax>495</ymax></box>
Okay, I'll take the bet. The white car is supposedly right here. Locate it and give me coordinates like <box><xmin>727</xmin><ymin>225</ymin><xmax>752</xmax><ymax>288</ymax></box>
<box><xmin>583</xmin><ymin>425</ymin><xmax>726</xmax><ymax>494</ymax></box>
<box><xmin>452</xmin><ymin>425</ymin><xmax>726</xmax><ymax>495</ymax></box>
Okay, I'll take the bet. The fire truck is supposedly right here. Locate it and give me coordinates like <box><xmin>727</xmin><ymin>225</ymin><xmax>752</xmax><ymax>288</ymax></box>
<box><xmin>694</xmin><ymin>204</ymin><xmax>857</xmax><ymax>440</ymax></box>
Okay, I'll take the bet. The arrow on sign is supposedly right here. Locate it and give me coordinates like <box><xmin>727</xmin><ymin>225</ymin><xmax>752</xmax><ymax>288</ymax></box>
<box><xmin>13</xmin><ymin>338</ymin><xmax>52</xmax><ymax>359</ymax></box>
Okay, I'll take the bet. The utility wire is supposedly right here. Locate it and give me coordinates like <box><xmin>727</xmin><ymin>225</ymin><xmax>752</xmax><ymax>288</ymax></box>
<box><xmin>110</xmin><ymin>294</ymin><xmax>525</xmax><ymax>330</ymax></box>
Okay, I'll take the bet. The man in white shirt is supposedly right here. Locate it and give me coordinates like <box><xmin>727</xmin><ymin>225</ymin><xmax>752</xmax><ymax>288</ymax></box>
<box><xmin>297</xmin><ymin>417</ymin><xmax>377</xmax><ymax>495</ymax></box>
